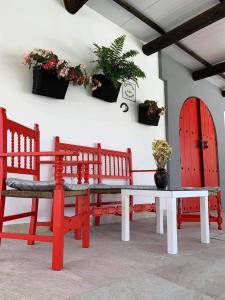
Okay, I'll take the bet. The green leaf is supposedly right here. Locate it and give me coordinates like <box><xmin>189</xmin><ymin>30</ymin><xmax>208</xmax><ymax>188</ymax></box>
<box><xmin>92</xmin><ymin>35</ymin><xmax>146</xmax><ymax>87</ymax></box>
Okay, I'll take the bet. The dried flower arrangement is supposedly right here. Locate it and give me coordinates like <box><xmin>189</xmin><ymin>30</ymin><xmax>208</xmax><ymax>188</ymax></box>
<box><xmin>144</xmin><ymin>100</ymin><xmax>165</xmax><ymax>116</ymax></box>
<box><xmin>152</xmin><ymin>139</ymin><xmax>172</xmax><ymax>169</ymax></box>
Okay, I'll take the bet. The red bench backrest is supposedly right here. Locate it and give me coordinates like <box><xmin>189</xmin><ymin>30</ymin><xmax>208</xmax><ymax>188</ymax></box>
<box><xmin>55</xmin><ymin>136</ymin><xmax>133</xmax><ymax>185</ymax></box>
<box><xmin>0</xmin><ymin>108</ymin><xmax>40</xmax><ymax>181</ymax></box>
<box><xmin>100</xmin><ymin>147</ymin><xmax>132</xmax><ymax>183</ymax></box>
<box><xmin>55</xmin><ymin>136</ymin><xmax>100</xmax><ymax>183</ymax></box>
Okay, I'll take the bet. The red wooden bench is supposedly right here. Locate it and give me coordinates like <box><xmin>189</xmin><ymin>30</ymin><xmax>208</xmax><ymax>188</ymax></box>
<box><xmin>0</xmin><ymin>108</ymin><xmax>90</xmax><ymax>271</ymax></box>
<box><xmin>177</xmin><ymin>193</ymin><xmax>223</xmax><ymax>230</ymax></box>
<box><xmin>53</xmin><ymin>137</ymin><xmax>223</xmax><ymax>232</ymax></box>
<box><xmin>54</xmin><ymin>136</ymin><xmax>156</xmax><ymax>230</ymax></box>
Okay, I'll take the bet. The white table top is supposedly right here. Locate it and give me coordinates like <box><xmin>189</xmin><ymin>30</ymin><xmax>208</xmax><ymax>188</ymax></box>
<box><xmin>120</xmin><ymin>185</ymin><xmax>220</xmax><ymax>198</ymax></box>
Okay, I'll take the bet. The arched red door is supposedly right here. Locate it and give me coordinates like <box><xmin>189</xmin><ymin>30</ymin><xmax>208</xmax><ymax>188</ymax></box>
<box><xmin>179</xmin><ymin>97</ymin><xmax>222</xmax><ymax>228</ymax></box>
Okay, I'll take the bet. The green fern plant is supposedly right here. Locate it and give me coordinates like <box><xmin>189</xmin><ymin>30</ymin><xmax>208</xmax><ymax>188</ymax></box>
<box><xmin>92</xmin><ymin>35</ymin><xmax>146</xmax><ymax>88</ymax></box>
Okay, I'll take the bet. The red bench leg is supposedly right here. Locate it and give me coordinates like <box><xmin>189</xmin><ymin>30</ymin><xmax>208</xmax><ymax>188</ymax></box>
<box><xmin>82</xmin><ymin>191</ymin><xmax>90</xmax><ymax>248</ymax></box>
<box><xmin>27</xmin><ymin>198</ymin><xmax>39</xmax><ymax>245</ymax></box>
<box><xmin>129</xmin><ymin>195</ymin><xmax>133</xmax><ymax>222</ymax></box>
<box><xmin>95</xmin><ymin>194</ymin><xmax>101</xmax><ymax>226</ymax></box>
<box><xmin>0</xmin><ymin>194</ymin><xmax>5</xmax><ymax>246</ymax></box>
<box><xmin>177</xmin><ymin>198</ymin><xmax>182</xmax><ymax>229</ymax></box>
<box><xmin>217</xmin><ymin>192</ymin><xmax>223</xmax><ymax>230</ymax></box>
<box><xmin>50</xmin><ymin>202</ymin><xmax>54</xmax><ymax>232</ymax></box>
<box><xmin>95</xmin><ymin>217</ymin><xmax>100</xmax><ymax>226</ymax></box>
<box><xmin>52</xmin><ymin>189</ymin><xmax>64</xmax><ymax>271</ymax></box>
<box><xmin>75</xmin><ymin>196</ymin><xmax>82</xmax><ymax>240</ymax></box>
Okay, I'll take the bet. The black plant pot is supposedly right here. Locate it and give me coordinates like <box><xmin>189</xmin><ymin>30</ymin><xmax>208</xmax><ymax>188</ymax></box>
<box><xmin>154</xmin><ymin>169</ymin><xmax>169</xmax><ymax>189</ymax></box>
<box><xmin>64</xmin><ymin>0</ymin><xmax>88</xmax><ymax>14</ymax></box>
<box><xmin>92</xmin><ymin>74</ymin><xmax>121</xmax><ymax>103</ymax></box>
<box><xmin>138</xmin><ymin>104</ymin><xmax>160</xmax><ymax>126</ymax></box>
<box><xmin>32</xmin><ymin>68</ymin><xmax>69</xmax><ymax>99</ymax></box>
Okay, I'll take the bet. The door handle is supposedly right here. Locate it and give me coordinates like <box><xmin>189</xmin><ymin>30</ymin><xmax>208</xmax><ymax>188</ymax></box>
<box><xmin>203</xmin><ymin>140</ymin><xmax>208</xmax><ymax>149</ymax></box>
<box><xmin>197</xmin><ymin>139</ymin><xmax>202</xmax><ymax>148</ymax></box>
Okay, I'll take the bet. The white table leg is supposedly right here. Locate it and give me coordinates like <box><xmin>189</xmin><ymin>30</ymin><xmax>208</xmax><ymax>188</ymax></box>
<box><xmin>166</xmin><ymin>197</ymin><xmax>178</xmax><ymax>254</ymax></box>
<box><xmin>200</xmin><ymin>196</ymin><xmax>210</xmax><ymax>244</ymax></box>
<box><xmin>121</xmin><ymin>194</ymin><xmax>130</xmax><ymax>241</ymax></box>
<box><xmin>156</xmin><ymin>197</ymin><xmax>164</xmax><ymax>234</ymax></box>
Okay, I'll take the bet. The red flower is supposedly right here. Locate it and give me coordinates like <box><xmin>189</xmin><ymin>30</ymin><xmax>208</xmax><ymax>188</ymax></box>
<box><xmin>42</xmin><ymin>63</ymin><xmax>50</xmax><ymax>70</ymax></box>
<box><xmin>47</xmin><ymin>58</ymin><xmax>57</xmax><ymax>68</ymax></box>
<box><xmin>78</xmin><ymin>75</ymin><xmax>85</xmax><ymax>85</ymax></box>
<box><xmin>70</xmin><ymin>69</ymin><xmax>78</xmax><ymax>81</ymax></box>
<box><xmin>42</xmin><ymin>58</ymin><xmax>57</xmax><ymax>71</ymax></box>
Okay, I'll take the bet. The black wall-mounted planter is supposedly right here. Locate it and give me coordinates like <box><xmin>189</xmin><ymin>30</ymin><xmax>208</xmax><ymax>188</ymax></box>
<box><xmin>92</xmin><ymin>74</ymin><xmax>121</xmax><ymax>103</ymax></box>
<box><xmin>32</xmin><ymin>68</ymin><xmax>69</xmax><ymax>99</ymax></box>
<box><xmin>138</xmin><ymin>104</ymin><xmax>160</xmax><ymax>126</ymax></box>
<box><xmin>63</xmin><ymin>0</ymin><xmax>88</xmax><ymax>14</ymax></box>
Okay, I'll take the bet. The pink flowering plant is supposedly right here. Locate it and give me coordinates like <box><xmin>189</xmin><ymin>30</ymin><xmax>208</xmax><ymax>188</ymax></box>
<box><xmin>23</xmin><ymin>48</ymin><xmax>89</xmax><ymax>87</ymax></box>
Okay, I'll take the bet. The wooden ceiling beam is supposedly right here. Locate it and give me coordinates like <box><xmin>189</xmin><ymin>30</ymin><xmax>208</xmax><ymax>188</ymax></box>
<box><xmin>112</xmin><ymin>0</ymin><xmax>225</xmax><ymax>93</ymax></box>
<box><xmin>192</xmin><ymin>61</ymin><xmax>225</xmax><ymax>81</ymax></box>
<box><xmin>63</xmin><ymin>0</ymin><xmax>88</xmax><ymax>14</ymax></box>
<box><xmin>142</xmin><ymin>2</ymin><xmax>225</xmax><ymax>56</ymax></box>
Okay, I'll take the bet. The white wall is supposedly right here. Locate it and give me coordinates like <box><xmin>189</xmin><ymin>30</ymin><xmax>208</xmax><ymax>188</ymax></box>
<box><xmin>0</xmin><ymin>0</ymin><xmax>165</xmax><ymax>223</ymax></box>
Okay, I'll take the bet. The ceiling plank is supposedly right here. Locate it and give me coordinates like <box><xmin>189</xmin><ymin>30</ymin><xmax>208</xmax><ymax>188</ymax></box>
<box><xmin>64</xmin><ymin>0</ymin><xmax>88</xmax><ymax>14</ymax></box>
<box><xmin>112</xmin><ymin>0</ymin><xmax>225</xmax><ymax>82</ymax></box>
<box><xmin>193</xmin><ymin>61</ymin><xmax>225</xmax><ymax>81</ymax></box>
<box><xmin>142</xmin><ymin>2</ymin><xmax>225</xmax><ymax>56</ymax></box>
<box><xmin>112</xmin><ymin>0</ymin><xmax>165</xmax><ymax>34</ymax></box>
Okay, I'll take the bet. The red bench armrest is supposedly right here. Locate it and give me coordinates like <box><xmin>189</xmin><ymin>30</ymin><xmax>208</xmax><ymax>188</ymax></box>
<box><xmin>131</xmin><ymin>169</ymin><xmax>157</xmax><ymax>173</ymax></box>
<box><xmin>0</xmin><ymin>151</ymin><xmax>77</xmax><ymax>157</ymax></box>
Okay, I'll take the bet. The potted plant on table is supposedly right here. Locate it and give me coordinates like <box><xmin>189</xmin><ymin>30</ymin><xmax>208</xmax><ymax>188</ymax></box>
<box><xmin>152</xmin><ymin>139</ymin><xmax>172</xmax><ymax>189</ymax></box>
<box><xmin>23</xmin><ymin>49</ymin><xmax>89</xmax><ymax>99</ymax></box>
<box><xmin>90</xmin><ymin>35</ymin><xmax>146</xmax><ymax>103</ymax></box>
<box><xmin>139</xmin><ymin>100</ymin><xmax>165</xmax><ymax>126</ymax></box>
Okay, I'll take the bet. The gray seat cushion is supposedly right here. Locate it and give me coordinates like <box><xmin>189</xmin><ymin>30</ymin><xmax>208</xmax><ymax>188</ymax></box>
<box><xmin>64</xmin><ymin>183</ymin><xmax>132</xmax><ymax>190</ymax></box>
<box><xmin>64</xmin><ymin>183</ymin><xmax>90</xmax><ymax>191</ymax></box>
<box><xmin>6</xmin><ymin>178</ymin><xmax>89</xmax><ymax>191</ymax></box>
<box><xmin>6</xmin><ymin>178</ymin><xmax>137</xmax><ymax>192</ymax></box>
<box><xmin>64</xmin><ymin>183</ymin><xmax>111</xmax><ymax>191</ymax></box>
<box><xmin>6</xmin><ymin>178</ymin><xmax>56</xmax><ymax>191</ymax></box>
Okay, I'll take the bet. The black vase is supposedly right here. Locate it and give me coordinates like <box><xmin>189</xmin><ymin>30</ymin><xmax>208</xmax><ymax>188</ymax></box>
<box><xmin>92</xmin><ymin>74</ymin><xmax>121</xmax><ymax>103</ymax></box>
<box><xmin>154</xmin><ymin>169</ymin><xmax>169</xmax><ymax>189</ymax></box>
<box><xmin>32</xmin><ymin>68</ymin><xmax>69</xmax><ymax>99</ymax></box>
<box><xmin>138</xmin><ymin>104</ymin><xmax>160</xmax><ymax>126</ymax></box>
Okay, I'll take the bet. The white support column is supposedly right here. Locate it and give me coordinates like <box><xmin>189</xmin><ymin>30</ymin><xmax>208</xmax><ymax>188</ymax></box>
<box><xmin>166</xmin><ymin>197</ymin><xmax>178</xmax><ymax>254</ymax></box>
<box><xmin>121</xmin><ymin>193</ymin><xmax>130</xmax><ymax>241</ymax></box>
<box><xmin>156</xmin><ymin>197</ymin><xmax>164</xmax><ymax>234</ymax></box>
<box><xmin>200</xmin><ymin>196</ymin><xmax>210</xmax><ymax>244</ymax></box>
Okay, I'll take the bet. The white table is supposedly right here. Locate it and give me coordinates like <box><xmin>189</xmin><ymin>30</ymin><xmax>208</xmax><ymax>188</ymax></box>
<box><xmin>121</xmin><ymin>187</ymin><xmax>210</xmax><ymax>254</ymax></box>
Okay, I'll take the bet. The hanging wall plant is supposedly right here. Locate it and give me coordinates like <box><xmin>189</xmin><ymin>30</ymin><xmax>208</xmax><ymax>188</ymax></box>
<box><xmin>90</xmin><ymin>35</ymin><xmax>146</xmax><ymax>103</ymax></box>
<box><xmin>23</xmin><ymin>49</ymin><xmax>88</xmax><ymax>99</ymax></box>
<box><xmin>139</xmin><ymin>100</ymin><xmax>165</xmax><ymax>126</ymax></box>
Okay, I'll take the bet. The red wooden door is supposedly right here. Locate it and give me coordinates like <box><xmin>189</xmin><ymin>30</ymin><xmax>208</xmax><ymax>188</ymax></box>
<box><xmin>200</xmin><ymin>100</ymin><xmax>218</xmax><ymax>209</ymax></box>
<box><xmin>180</xmin><ymin>97</ymin><xmax>203</xmax><ymax>212</ymax></box>
<box><xmin>179</xmin><ymin>97</ymin><xmax>219</xmax><ymax>212</ymax></box>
